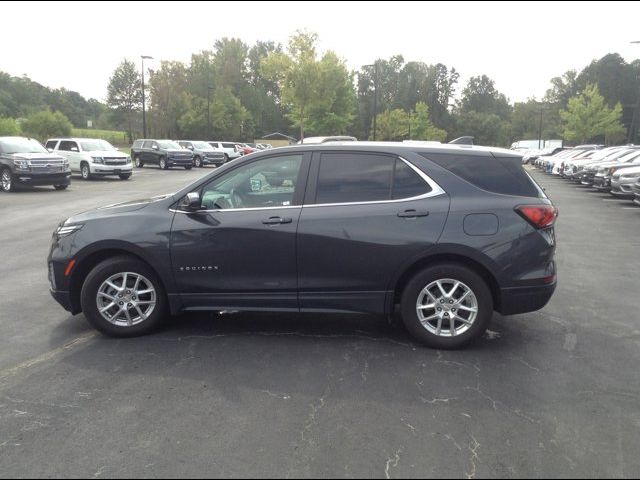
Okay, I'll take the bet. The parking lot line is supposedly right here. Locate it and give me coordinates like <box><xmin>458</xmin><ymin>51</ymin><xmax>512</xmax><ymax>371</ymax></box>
<box><xmin>621</xmin><ymin>207</ymin><xmax>639</xmax><ymax>210</ymax></box>
<box><xmin>602</xmin><ymin>199</ymin><xmax>629</xmax><ymax>202</ymax></box>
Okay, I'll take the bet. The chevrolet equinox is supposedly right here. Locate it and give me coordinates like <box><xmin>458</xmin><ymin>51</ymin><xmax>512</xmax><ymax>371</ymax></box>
<box><xmin>49</xmin><ymin>143</ymin><xmax>557</xmax><ymax>349</ymax></box>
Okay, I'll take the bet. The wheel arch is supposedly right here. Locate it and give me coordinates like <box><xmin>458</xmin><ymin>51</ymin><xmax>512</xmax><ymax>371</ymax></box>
<box><xmin>68</xmin><ymin>245</ymin><xmax>172</xmax><ymax>314</ymax></box>
<box><xmin>390</xmin><ymin>249</ymin><xmax>502</xmax><ymax>313</ymax></box>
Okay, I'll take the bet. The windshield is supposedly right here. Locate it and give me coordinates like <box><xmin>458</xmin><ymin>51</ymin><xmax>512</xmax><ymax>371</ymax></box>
<box><xmin>158</xmin><ymin>140</ymin><xmax>181</xmax><ymax>149</ymax></box>
<box><xmin>79</xmin><ymin>140</ymin><xmax>116</xmax><ymax>152</ymax></box>
<box><xmin>193</xmin><ymin>141</ymin><xmax>214</xmax><ymax>150</ymax></box>
<box><xmin>0</xmin><ymin>138</ymin><xmax>48</xmax><ymax>154</ymax></box>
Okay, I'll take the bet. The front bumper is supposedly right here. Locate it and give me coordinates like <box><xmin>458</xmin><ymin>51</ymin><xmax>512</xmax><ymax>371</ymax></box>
<box><xmin>202</xmin><ymin>157</ymin><xmax>225</xmax><ymax>166</ymax></box>
<box><xmin>167</xmin><ymin>158</ymin><xmax>193</xmax><ymax>166</ymax></box>
<box><xmin>50</xmin><ymin>288</ymin><xmax>75</xmax><ymax>313</ymax></box>
<box><xmin>90</xmin><ymin>165</ymin><xmax>133</xmax><ymax>175</ymax></box>
<box><xmin>593</xmin><ymin>176</ymin><xmax>611</xmax><ymax>191</ymax></box>
<box><xmin>610</xmin><ymin>180</ymin><xmax>637</xmax><ymax>197</ymax></box>
<box><xmin>498</xmin><ymin>281</ymin><xmax>557</xmax><ymax>315</ymax></box>
<box><xmin>15</xmin><ymin>172</ymin><xmax>71</xmax><ymax>186</ymax></box>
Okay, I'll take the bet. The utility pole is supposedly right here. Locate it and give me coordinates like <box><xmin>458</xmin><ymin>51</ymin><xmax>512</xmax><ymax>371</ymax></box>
<box><xmin>628</xmin><ymin>42</ymin><xmax>640</xmax><ymax>143</ymax></box>
<box><xmin>141</xmin><ymin>55</ymin><xmax>153</xmax><ymax>138</ymax></box>
<box><xmin>372</xmin><ymin>62</ymin><xmax>378</xmax><ymax>141</ymax></box>
<box><xmin>538</xmin><ymin>107</ymin><xmax>543</xmax><ymax>150</ymax></box>
<box><xmin>207</xmin><ymin>86</ymin><xmax>214</xmax><ymax>140</ymax></box>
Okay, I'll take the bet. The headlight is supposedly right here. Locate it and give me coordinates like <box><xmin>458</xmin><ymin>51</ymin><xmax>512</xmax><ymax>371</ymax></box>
<box><xmin>55</xmin><ymin>224</ymin><xmax>83</xmax><ymax>238</ymax></box>
<box><xmin>608</xmin><ymin>167</ymin><xmax>618</xmax><ymax>175</ymax></box>
<box><xmin>13</xmin><ymin>159</ymin><xmax>29</xmax><ymax>170</ymax></box>
<box><xmin>126</xmin><ymin>156</ymin><xmax>132</xmax><ymax>164</ymax></box>
<box><xmin>91</xmin><ymin>156</ymin><xmax>104</xmax><ymax>164</ymax></box>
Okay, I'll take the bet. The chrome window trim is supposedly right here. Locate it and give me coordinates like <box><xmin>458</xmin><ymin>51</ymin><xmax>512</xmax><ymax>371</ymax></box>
<box><xmin>171</xmin><ymin>205</ymin><xmax>301</xmax><ymax>214</ymax></box>
<box><xmin>171</xmin><ymin>156</ymin><xmax>446</xmax><ymax>214</ymax></box>
<box><xmin>306</xmin><ymin>156</ymin><xmax>446</xmax><ymax>208</ymax></box>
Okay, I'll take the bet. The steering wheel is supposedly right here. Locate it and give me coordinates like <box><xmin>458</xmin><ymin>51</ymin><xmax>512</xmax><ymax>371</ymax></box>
<box><xmin>229</xmin><ymin>188</ymin><xmax>243</xmax><ymax>209</ymax></box>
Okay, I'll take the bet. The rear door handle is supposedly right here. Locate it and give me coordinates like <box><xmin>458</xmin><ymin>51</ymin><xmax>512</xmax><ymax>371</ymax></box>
<box><xmin>397</xmin><ymin>209</ymin><xmax>430</xmax><ymax>218</ymax></box>
<box><xmin>262</xmin><ymin>216</ymin><xmax>293</xmax><ymax>225</ymax></box>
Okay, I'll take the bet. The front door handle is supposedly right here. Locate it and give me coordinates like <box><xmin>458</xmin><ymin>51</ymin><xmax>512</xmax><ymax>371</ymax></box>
<box><xmin>397</xmin><ymin>209</ymin><xmax>430</xmax><ymax>218</ymax></box>
<box><xmin>262</xmin><ymin>216</ymin><xmax>293</xmax><ymax>225</ymax></box>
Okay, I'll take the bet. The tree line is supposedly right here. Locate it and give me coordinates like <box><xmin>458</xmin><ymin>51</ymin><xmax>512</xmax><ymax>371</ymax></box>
<box><xmin>1</xmin><ymin>31</ymin><xmax>638</xmax><ymax>146</ymax></box>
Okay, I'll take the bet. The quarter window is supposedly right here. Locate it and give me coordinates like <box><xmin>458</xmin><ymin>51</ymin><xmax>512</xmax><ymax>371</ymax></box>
<box><xmin>199</xmin><ymin>155</ymin><xmax>303</xmax><ymax>210</ymax></box>
<box><xmin>392</xmin><ymin>159</ymin><xmax>432</xmax><ymax>199</ymax></box>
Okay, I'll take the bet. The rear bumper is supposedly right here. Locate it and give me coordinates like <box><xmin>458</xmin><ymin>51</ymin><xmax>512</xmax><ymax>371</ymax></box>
<box><xmin>15</xmin><ymin>172</ymin><xmax>71</xmax><ymax>186</ymax></box>
<box><xmin>498</xmin><ymin>281</ymin><xmax>557</xmax><ymax>315</ymax></box>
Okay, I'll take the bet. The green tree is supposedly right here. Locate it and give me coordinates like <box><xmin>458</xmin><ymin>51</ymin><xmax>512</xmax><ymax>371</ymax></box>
<box><xmin>454</xmin><ymin>111</ymin><xmax>511</xmax><ymax>147</ymax></box>
<box><xmin>21</xmin><ymin>110</ymin><xmax>72</xmax><ymax>141</ymax></box>
<box><xmin>0</xmin><ymin>117</ymin><xmax>20</xmax><ymax>135</ymax></box>
<box><xmin>107</xmin><ymin>59</ymin><xmax>141</xmax><ymax>143</ymax></box>
<box><xmin>375</xmin><ymin>109</ymin><xmax>408</xmax><ymax>141</ymax></box>
<box><xmin>209</xmin><ymin>87</ymin><xmax>251</xmax><ymax>140</ymax></box>
<box><xmin>410</xmin><ymin>102</ymin><xmax>447</xmax><ymax>141</ymax></box>
<box><xmin>262</xmin><ymin>31</ymin><xmax>320</xmax><ymax>141</ymax></box>
<box><xmin>459</xmin><ymin>75</ymin><xmax>512</xmax><ymax>119</ymax></box>
<box><xmin>560</xmin><ymin>84</ymin><xmax>625</xmax><ymax>144</ymax></box>
<box><xmin>510</xmin><ymin>100</ymin><xmax>562</xmax><ymax>143</ymax></box>
<box><xmin>148</xmin><ymin>61</ymin><xmax>189</xmax><ymax>138</ymax></box>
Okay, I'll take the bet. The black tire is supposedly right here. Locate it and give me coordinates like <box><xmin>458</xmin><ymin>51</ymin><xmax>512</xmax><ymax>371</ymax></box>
<box><xmin>1</xmin><ymin>167</ymin><xmax>14</xmax><ymax>192</ymax></box>
<box><xmin>223</xmin><ymin>153</ymin><xmax>229</xmax><ymax>163</ymax></box>
<box><xmin>194</xmin><ymin>156</ymin><xmax>202</xmax><ymax>168</ymax></box>
<box><xmin>81</xmin><ymin>162</ymin><xmax>91</xmax><ymax>180</ymax></box>
<box><xmin>400</xmin><ymin>263</ymin><xmax>493</xmax><ymax>349</ymax></box>
<box><xmin>134</xmin><ymin>156</ymin><xmax>143</xmax><ymax>168</ymax></box>
<box><xmin>80</xmin><ymin>256</ymin><xmax>167</xmax><ymax>337</ymax></box>
<box><xmin>119</xmin><ymin>174</ymin><xmax>132</xmax><ymax>180</ymax></box>
<box><xmin>184</xmin><ymin>165</ymin><xmax>192</xmax><ymax>170</ymax></box>
<box><xmin>159</xmin><ymin>157</ymin><xmax>168</xmax><ymax>170</ymax></box>
<box><xmin>54</xmin><ymin>185</ymin><xmax>68</xmax><ymax>190</ymax></box>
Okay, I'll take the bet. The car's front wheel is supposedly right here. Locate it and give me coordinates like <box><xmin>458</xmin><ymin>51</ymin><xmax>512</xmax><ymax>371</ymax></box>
<box><xmin>194</xmin><ymin>156</ymin><xmax>202</xmax><ymax>168</ymax></box>
<box><xmin>134</xmin><ymin>156</ymin><xmax>143</xmax><ymax>168</ymax></box>
<box><xmin>54</xmin><ymin>184</ymin><xmax>68</xmax><ymax>190</ymax></box>
<box><xmin>119</xmin><ymin>173</ymin><xmax>131</xmax><ymax>180</ymax></box>
<box><xmin>80</xmin><ymin>256</ymin><xmax>167</xmax><ymax>337</ymax></box>
<box><xmin>81</xmin><ymin>162</ymin><xmax>91</xmax><ymax>180</ymax></box>
<box><xmin>400</xmin><ymin>263</ymin><xmax>493</xmax><ymax>349</ymax></box>
<box><xmin>159</xmin><ymin>157</ymin><xmax>168</xmax><ymax>170</ymax></box>
<box><xmin>1</xmin><ymin>168</ymin><xmax>14</xmax><ymax>192</ymax></box>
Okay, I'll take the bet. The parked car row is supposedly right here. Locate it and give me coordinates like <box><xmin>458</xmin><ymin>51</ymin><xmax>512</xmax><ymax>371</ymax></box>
<box><xmin>131</xmin><ymin>139</ymin><xmax>273</xmax><ymax>170</ymax></box>
<box><xmin>531</xmin><ymin>144</ymin><xmax>640</xmax><ymax>206</ymax></box>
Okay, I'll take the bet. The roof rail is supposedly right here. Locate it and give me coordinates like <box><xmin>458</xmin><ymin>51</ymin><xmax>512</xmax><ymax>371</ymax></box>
<box><xmin>448</xmin><ymin>136</ymin><xmax>474</xmax><ymax>145</ymax></box>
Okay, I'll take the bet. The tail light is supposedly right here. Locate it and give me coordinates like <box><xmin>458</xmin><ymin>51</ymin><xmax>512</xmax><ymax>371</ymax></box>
<box><xmin>515</xmin><ymin>205</ymin><xmax>558</xmax><ymax>229</ymax></box>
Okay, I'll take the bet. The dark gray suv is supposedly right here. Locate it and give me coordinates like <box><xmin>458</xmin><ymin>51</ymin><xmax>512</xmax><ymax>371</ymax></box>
<box><xmin>48</xmin><ymin>143</ymin><xmax>557</xmax><ymax>349</ymax></box>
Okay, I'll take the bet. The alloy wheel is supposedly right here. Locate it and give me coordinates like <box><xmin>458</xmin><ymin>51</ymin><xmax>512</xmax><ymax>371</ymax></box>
<box><xmin>96</xmin><ymin>272</ymin><xmax>157</xmax><ymax>327</ymax></box>
<box><xmin>1</xmin><ymin>169</ymin><xmax>11</xmax><ymax>191</ymax></box>
<box><xmin>416</xmin><ymin>278</ymin><xmax>478</xmax><ymax>337</ymax></box>
<box><xmin>82</xmin><ymin>165</ymin><xmax>90</xmax><ymax>179</ymax></box>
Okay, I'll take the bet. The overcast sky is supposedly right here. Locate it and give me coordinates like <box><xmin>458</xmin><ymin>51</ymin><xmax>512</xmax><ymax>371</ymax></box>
<box><xmin>2</xmin><ymin>1</ymin><xmax>639</xmax><ymax>104</ymax></box>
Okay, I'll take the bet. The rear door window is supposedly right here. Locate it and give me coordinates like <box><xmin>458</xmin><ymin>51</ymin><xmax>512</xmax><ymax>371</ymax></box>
<box><xmin>45</xmin><ymin>140</ymin><xmax>58</xmax><ymax>150</ymax></box>
<box><xmin>420</xmin><ymin>152</ymin><xmax>540</xmax><ymax>197</ymax></box>
<box><xmin>315</xmin><ymin>153</ymin><xmax>394</xmax><ymax>204</ymax></box>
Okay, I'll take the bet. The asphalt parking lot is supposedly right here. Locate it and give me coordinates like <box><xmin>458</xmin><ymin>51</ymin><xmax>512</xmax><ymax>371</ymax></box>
<box><xmin>0</xmin><ymin>166</ymin><xmax>639</xmax><ymax>478</ymax></box>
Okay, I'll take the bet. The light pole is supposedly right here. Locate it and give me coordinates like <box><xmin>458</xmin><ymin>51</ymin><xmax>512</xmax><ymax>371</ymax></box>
<box><xmin>628</xmin><ymin>41</ymin><xmax>640</xmax><ymax>143</ymax></box>
<box><xmin>141</xmin><ymin>55</ymin><xmax>153</xmax><ymax>138</ymax></box>
<box><xmin>207</xmin><ymin>85</ymin><xmax>214</xmax><ymax>140</ymax></box>
<box><xmin>363</xmin><ymin>62</ymin><xmax>379</xmax><ymax>140</ymax></box>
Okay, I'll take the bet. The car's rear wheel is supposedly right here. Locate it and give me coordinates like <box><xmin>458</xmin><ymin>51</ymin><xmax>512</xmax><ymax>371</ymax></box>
<box><xmin>80</xmin><ymin>256</ymin><xmax>167</xmax><ymax>337</ymax></box>
<box><xmin>159</xmin><ymin>157</ymin><xmax>168</xmax><ymax>170</ymax></box>
<box><xmin>81</xmin><ymin>162</ymin><xmax>91</xmax><ymax>180</ymax></box>
<box><xmin>54</xmin><ymin>185</ymin><xmax>68</xmax><ymax>190</ymax></box>
<box><xmin>1</xmin><ymin>168</ymin><xmax>14</xmax><ymax>192</ymax></box>
<box><xmin>400</xmin><ymin>263</ymin><xmax>493</xmax><ymax>349</ymax></box>
<box><xmin>134</xmin><ymin>156</ymin><xmax>143</xmax><ymax>168</ymax></box>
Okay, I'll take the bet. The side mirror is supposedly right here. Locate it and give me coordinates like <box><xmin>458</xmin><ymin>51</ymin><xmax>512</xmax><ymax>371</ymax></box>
<box><xmin>188</xmin><ymin>146</ymin><xmax>194</xmax><ymax>150</ymax></box>
<box><xmin>71</xmin><ymin>147</ymin><xmax>79</xmax><ymax>152</ymax></box>
<box><xmin>47</xmin><ymin>148</ymin><xmax>54</xmax><ymax>153</ymax></box>
<box><xmin>181</xmin><ymin>192</ymin><xmax>201</xmax><ymax>212</ymax></box>
<box><xmin>152</xmin><ymin>145</ymin><xmax>159</xmax><ymax>150</ymax></box>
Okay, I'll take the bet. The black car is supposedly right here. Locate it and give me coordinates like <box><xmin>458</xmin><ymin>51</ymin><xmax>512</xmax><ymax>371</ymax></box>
<box><xmin>131</xmin><ymin>139</ymin><xmax>194</xmax><ymax>170</ymax></box>
<box><xmin>48</xmin><ymin>143</ymin><xmax>557</xmax><ymax>349</ymax></box>
<box><xmin>0</xmin><ymin>136</ymin><xmax>71</xmax><ymax>192</ymax></box>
